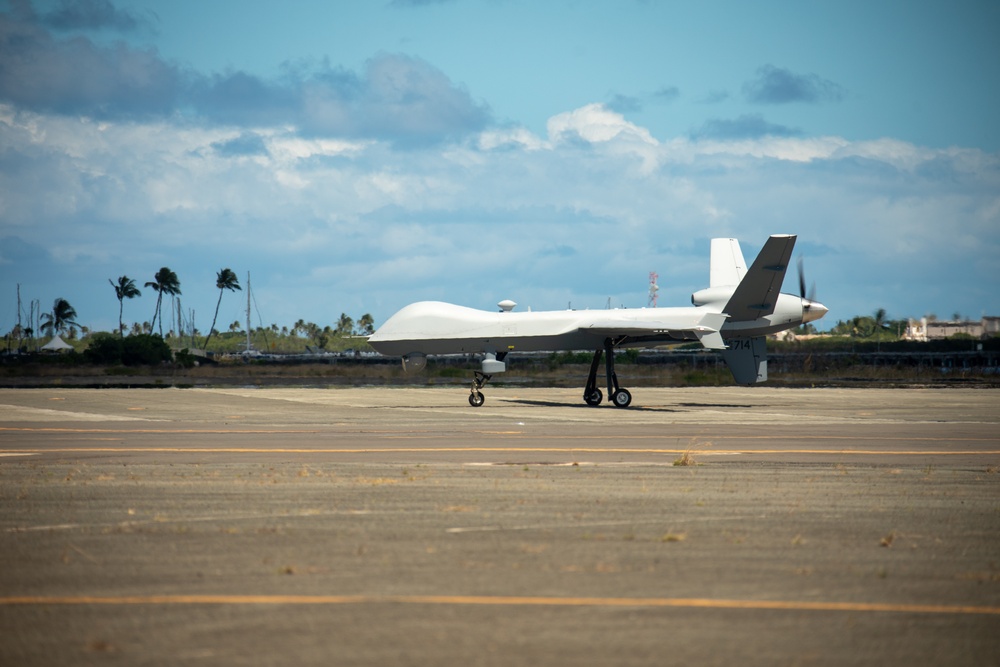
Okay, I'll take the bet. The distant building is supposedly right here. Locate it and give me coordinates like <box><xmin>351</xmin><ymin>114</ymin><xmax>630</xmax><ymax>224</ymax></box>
<box><xmin>904</xmin><ymin>316</ymin><xmax>1000</xmax><ymax>341</ymax></box>
<box><xmin>40</xmin><ymin>335</ymin><xmax>74</xmax><ymax>352</ymax></box>
<box><xmin>772</xmin><ymin>330</ymin><xmax>827</xmax><ymax>342</ymax></box>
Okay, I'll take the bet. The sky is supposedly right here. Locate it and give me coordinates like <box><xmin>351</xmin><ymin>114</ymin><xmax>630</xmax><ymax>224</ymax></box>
<box><xmin>1</xmin><ymin>0</ymin><xmax>998</xmax><ymax>339</ymax></box>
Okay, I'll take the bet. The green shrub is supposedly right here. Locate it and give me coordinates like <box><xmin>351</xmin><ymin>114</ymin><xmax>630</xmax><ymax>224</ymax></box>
<box><xmin>84</xmin><ymin>333</ymin><xmax>123</xmax><ymax>364</ymax></box>
<box><xmin>122</xmin><ymin>334</ymin><xmax>173</xmax><ymax>366</ymax></box>
<box><xmin>174</xmin><ymin>348</ymin><xmax>197</xmax><ymax>368</ymax></box>
<box><xmin>85</xmin><ymin>333</ymin><xmax>172</xmax><ymax>366</ymax></box>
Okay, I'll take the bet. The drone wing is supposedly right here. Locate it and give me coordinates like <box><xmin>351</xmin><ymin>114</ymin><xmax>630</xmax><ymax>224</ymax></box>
<box><xmin>582</xmin><ymin>312</ymin><xmax>728</xmax><ymax>350</ymax></box>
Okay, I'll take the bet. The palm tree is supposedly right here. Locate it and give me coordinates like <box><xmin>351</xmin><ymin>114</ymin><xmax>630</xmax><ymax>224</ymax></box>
<box><xmin>357</xmin><ymin>313</ymin><xmax>375</xmax><ymax>335</ymax></box>
<box><xmin>871</xmin><ymin>307</ymin><xmax>892</xmax><ymax>349</ymax></box>
<box><xmin>145</xmin><ymin>267</ymin><xmax>181</xmax><ymax>337</ymax></box>
<box><xmin>109</xmin><ymin>276</ymin><xmax>141</xmax><ymax>337</ymax></box>
<box><xmin>40</xmin><ymin>298</ymin><xmax>79</xmax><ymax>338</ymax></box>
<box><xmin>336</xmin><ymin>313</ymin><xmax>354</xmax><ymax>336</ymax></box>
<box><xmin>873</xmin><ymin>308</ymin><xmax>888</xmax><ymax>332</ymax></box>
<box><xmin>204</xmin><ymin>268</ymin><xmax>241</xmax><ymax>349</ymax></box>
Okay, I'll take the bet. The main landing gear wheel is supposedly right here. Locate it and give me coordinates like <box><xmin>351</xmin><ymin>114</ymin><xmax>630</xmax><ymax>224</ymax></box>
<box><xmin>584</xmin><ymin>388</ymin><xmax>603</xmax><ymax>406</ymax></box>
<box><xmin>469</xmin><ymin>391</ymin><xmax>485</xmax><ymax>407</ymax></box>
<box><xmin>611</xmin><ymin>388</ymin><xmax>632</xmax><ymax>408</ymax></box>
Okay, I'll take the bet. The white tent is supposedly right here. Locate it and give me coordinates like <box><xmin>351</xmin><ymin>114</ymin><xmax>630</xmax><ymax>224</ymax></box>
<box><xmin>41</xmin><ymin>335</ymin><xmax>74</xmax><ymax>352</ymax></box>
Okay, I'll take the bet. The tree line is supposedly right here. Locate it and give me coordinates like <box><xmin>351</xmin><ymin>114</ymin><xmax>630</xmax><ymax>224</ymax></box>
<box><xmin>8</xmin><ymin>269</ymin><xmax>993</xmax><ymax>356</ymax></box>
<box><xmin>7</xmin><ymin>266</ymin><xmax>376</xmax><ymax>354</ymax></box>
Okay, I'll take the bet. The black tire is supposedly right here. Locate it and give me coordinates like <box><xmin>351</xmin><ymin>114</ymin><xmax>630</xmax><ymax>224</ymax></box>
<box><xmin>611</xmin><ymin>388</ymin><xmax>632</xmax><ymax>408</ymax></box>
<box><xmin>584</xmin><ymin>388</ymin><xmax>603</xmax><ymax>406</ymax></box>
<box><xmin>469</xmin><ymin>391</ymin><xmax>485</xmax><ymax>407</ymax></box>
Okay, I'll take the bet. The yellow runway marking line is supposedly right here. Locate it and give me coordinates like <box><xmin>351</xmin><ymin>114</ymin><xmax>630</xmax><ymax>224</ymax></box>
<box><xmin>4</xmin><ymin>447</ymin><xmax>1000</xmax><ymax>456</ymax></box>
<box><xmin>1</xmin><ymin>426</ymin><xmax>996</xmax><ymax>444</ymax></box>
<box><xmin>1</xmin><ymin>595</ymin><xmax>997</xmax><ymax>616</ymax></box>
<box><xmin>0</xmin><ymin>427</ymin><xmax>323</xmax><ymax>434</ymax></box>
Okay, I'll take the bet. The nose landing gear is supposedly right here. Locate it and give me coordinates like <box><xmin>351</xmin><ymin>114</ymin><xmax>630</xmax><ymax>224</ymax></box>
<box><xmin>468</xmin><ymin>351</ymin><xmax>509</xmax><ymax>407</ymax></box>
<box><xmin>583</xmin><ymin>338</ymin><xmax>633</xmax><ymax>408</ymax></box>
<box><xmin>469</xmin><ymin>371</ymin><xmax>490</xmax><ymax>407</ymax></box>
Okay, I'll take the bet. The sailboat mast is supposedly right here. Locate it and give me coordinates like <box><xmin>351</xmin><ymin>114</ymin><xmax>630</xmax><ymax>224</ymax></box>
<box><xmin>246</xmin><ymin>272</ymin><xmax>252</xmax><ymax>353</ymax></box>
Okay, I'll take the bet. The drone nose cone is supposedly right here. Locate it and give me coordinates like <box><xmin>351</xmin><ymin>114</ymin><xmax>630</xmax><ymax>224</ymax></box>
<box><xmin>802</xmin><ymin>300</ymin><xmax>828</xmax><ymax>324</ymax></box>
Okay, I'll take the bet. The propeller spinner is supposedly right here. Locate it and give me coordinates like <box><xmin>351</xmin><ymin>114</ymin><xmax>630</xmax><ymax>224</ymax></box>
<box><xmin>797</xmin><ymin>257</ymin><xmax>829</xmax><ymax>324</ymax></box>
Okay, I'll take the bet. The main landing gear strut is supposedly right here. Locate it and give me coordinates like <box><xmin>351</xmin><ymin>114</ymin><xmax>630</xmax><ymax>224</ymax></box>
<box><xmin>583</xmin><ymin>337</ymin><xmax>632</xmax><ymax>408</ymax></box>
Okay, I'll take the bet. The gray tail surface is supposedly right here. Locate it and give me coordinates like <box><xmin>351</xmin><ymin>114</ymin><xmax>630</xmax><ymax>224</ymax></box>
<box><xmin>720</xmin><ymin>336</ymin><xmax>768</xmax><ymax>385</ymax></box>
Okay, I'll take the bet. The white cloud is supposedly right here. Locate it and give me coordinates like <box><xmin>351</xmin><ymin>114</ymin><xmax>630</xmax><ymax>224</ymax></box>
<box><xmin>547</xmin><ymin>103</ymin><xmax>658</xmax><ymax>146</ymax></box>
<box><xmin>1</xmin><ymin>103</ymin><xmax>997</xmax><ymax>333</ymax></box>
<box><xmin>267</xmin><ymin>134</ymin><xmax>368</xmax><ymax>162</ymax></box>
<box><xmin>477</xmin><ymin>126</ymin><xmax>546</xmax><ymax>151</ymax></box>
<box><xmin>680</xmin><ymin>135</ymin><xmax>849</xmax><ymax>163</ymax></box>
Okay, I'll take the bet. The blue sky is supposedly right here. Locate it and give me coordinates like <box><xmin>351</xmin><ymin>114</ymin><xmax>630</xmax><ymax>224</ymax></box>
<box><xmin>1</xmin><ymin>0</ymin><xmax>998</xmax><ymax>338</ymax></box>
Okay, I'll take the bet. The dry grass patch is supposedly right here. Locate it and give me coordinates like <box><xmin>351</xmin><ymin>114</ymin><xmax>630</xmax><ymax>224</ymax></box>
<box><xmin>673</xmin><ymin>450</ymin><xmax>695</xmax><ymax>467</ymax></box>
<box><xmin>354</xmin><ymin>476</ymin><xmax>402</xmax><ymax>486</ymax></box>
<box><xmin>440</xmin><ymin>505</ymin><xmax>477</xmax><ymax>513</ymax></box>
<box><xmin>672</xmin><ymin>437</ymin><xmax>713</xmax><ymax>466</ymax></box>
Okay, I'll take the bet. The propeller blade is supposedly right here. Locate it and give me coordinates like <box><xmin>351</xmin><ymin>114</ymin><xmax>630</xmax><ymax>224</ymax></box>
<box><xmin>794</xmin><ymin>256</ymin><xmax>828</xmax><ymax>324</ymax></box>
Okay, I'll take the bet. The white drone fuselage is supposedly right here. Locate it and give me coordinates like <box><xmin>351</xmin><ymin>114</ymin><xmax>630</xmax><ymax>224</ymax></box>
<box><xmin>370</xmin><ymin>301</ymin><xmax>722</xmax><ymax>356</ymax></box>
<box><xmin>367</xmin><ymin>235</ymin><xmax>828</xmax><ymax>404</ymax></box>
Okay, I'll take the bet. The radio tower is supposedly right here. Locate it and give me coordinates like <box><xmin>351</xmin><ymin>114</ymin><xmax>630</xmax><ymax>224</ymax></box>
<box><xmin>647</xmin><ymin>271</ymin><xmax>659</xmax><ymax>307</ymax></box>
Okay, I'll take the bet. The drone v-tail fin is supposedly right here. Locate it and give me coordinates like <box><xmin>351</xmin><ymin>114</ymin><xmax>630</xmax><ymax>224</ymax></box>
<box><xmin>721</xmin><ymin>336</ymin><xmax>768</xmax><ymax>385</ymax></box>
<box><xmin>723</xmin><ymin>234</ymin><xmax>796</xmax><ymax>322</ymax></box>
<box><xmin>709</xmin><ymin>238</ymin><xmax>748</xmax><ymax>288</ymax></box>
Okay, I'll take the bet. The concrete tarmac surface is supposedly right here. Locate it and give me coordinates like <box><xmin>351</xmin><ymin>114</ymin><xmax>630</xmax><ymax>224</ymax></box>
<box><xmin>1</xmin><ymin>386</ymin><xmax>998</xmax><ymax>666</ymax></box>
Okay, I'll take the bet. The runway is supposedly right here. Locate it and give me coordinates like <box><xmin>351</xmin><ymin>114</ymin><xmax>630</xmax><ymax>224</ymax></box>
<box><xmin>1</xmin><ymin>387</ymin><xmax>998</xmax><ymax>665</ymax></box>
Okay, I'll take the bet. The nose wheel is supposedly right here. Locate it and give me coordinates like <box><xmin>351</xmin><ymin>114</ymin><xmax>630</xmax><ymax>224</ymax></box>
<box><xmin>468</xmin><ymin>371</ymin><xmax>491</xmax><ymax>407</ymax></box>
<box><xmin>583</xmin><ymin>338</ymin><xmax>633</xmax><ymax>408</ymax></box>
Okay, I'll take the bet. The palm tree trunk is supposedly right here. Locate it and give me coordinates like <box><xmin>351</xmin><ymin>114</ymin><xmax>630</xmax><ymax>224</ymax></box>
<box><xmin>152</xmin><ymin>293</ymin><xmax>163</xmax><ymax>335</ymax></box>
<box><xmin>205</xmin><ymin>290</ymin><xmax>224</xmax><ymax>350</ymax></box>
